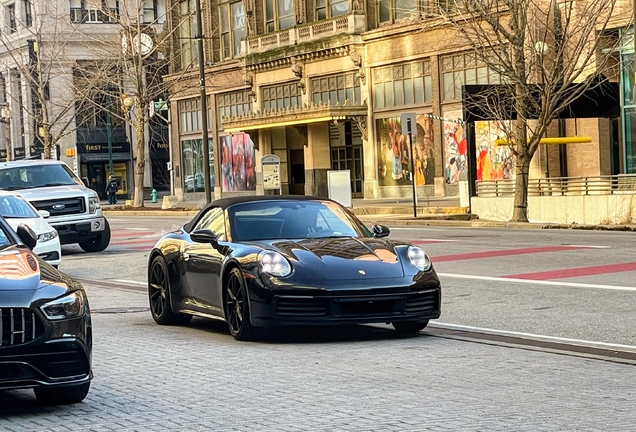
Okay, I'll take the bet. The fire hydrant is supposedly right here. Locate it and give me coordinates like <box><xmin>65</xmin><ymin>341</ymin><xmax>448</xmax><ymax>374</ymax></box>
<box><xmin>151</xmin><ymin>189</ymin><xmax>158</xmax><ymax>203</ymax></box>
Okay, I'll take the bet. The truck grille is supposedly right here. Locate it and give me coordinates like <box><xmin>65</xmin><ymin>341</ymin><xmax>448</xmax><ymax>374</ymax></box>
<box><xmin>32</xmin><ymin>197</ymin><xmax>85</xmax><ymax>216</ymax></box>
<box><xmin>0</xmin><ymin>308</ymin><xmax>43</xmax><ymax>347</ymax></box>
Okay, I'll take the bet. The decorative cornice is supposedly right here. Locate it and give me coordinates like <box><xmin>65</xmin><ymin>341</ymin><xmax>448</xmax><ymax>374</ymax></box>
<box><xmin>222</xmin><ymin>100</ymin><xmax>368</xmax><ymax>133</ymax></box>
<box><xmin>244</xmin><ymin>46</ymin><xmax>351</xmax><ymax>73</ymax></box>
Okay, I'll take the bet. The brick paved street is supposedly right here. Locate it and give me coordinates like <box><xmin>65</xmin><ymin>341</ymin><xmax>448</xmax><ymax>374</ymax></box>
<box><xmin>1</xmin><ymin>283</ymin><xmax>634</xmax><ymax>431</ymax></box>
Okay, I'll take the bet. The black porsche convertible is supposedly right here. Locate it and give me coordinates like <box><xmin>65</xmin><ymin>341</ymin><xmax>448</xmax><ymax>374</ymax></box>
<box><xmin>147</xmin><ymin>196</ymin><xmax>441</xmax><ymax>341</ymax></box>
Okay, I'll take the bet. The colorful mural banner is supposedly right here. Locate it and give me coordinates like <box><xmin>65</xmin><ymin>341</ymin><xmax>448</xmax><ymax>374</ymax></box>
<box><xmin>443</xmin><ymin>110</ymin><xmax>466</xmax><ymax>185</ymax></box>
<box><xmin>376</xmin><ymin>115</ymin><xmax>435</xmax><ymax>187</ymax></box>
<box><xmin>475</xmin><ymin>120</ymin><xmax>515</xmax><ymax>181</ymax></box>
<box><xmin>220</xmin><ymin>133</ymin><xmax>256</xmax><ymax>192</ymax></box>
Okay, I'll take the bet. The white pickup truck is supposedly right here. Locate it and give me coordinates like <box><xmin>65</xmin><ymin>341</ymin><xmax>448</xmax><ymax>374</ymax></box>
<box><xmin>0</xmin><ymin>159</ymin><xmax>110</xmax><ymax>252</ymax></box>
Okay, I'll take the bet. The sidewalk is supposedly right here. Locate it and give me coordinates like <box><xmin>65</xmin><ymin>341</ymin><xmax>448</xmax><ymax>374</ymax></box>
<box><xmin>100</xmin><ymin>196</ymin><xmax>636</xmax><ymax>231</ymax></box>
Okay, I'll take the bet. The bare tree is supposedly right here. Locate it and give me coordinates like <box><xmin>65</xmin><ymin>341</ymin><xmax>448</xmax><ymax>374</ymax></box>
<box><xmin>72</xmin><ymin>0</ymin><xmax>201</xmax><ymax>207</ymax></box>
<box><xmin>432</xmin><ymin>0</ymin><xmax>631</xmax><ymax>221</ymax></box>
<box><xmin>0</xmin><ymin>1</ymin><xmax>92</xmax><ymax>160</ymax></box>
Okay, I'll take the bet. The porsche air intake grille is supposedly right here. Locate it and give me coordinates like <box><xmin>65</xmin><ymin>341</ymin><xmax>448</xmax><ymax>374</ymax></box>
<box><xmin>0</xmin><ymin>308</ymin><xmax>43</xmax><ymax>347</ymax></box>
<box><xmin>404</xmin><ymin>290</ymin><xmax>439</xmax><ymax>314</ymax></box>
<box><xmin>275</xmin><ymin>298</ymin><xmax>327</xmax><ymax>317</ymax></box>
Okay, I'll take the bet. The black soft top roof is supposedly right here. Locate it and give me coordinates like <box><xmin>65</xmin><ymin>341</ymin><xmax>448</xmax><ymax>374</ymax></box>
<box><xmin>184</xmin><ymin>195</ymin><xmax>331</xmax><ymax>232</ymax></box>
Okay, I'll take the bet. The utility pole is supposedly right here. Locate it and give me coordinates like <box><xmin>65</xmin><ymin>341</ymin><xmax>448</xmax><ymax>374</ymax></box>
<box><xmin>195</xmin><ymin>0</ymin><xmax>212</xmax><ymax>204</ymax></box>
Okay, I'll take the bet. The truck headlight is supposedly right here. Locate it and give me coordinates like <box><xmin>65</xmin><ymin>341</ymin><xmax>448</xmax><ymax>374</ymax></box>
<box><xmin>38</xmin><ymin>229</ymin><xmax>58</xmax><ymax>243</ymax></box>
<box><xmin>40</xmin><ymin>291</ymin><xmax>86</xmax><ymax>321</ymax></box>
<box><xmin>89</xmin><ymin>196</ymin><xmax>100</xmax><ymax>214</ymax></box>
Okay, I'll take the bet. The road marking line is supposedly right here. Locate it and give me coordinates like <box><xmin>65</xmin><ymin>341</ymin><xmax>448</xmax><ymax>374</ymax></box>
<box><xmin>438</xmin><ymin>272</ymin><xmax>636</xmax><ymax>292</ymax></box>
<box><xmin>431</xmin><ymin>322</ymin><xmax>636</xmax><ymax>352</ymax></box>
<box><xmin>113</xmin><ymin>279</ymin><xmax>146</xmax><ymax>286</ymax></box>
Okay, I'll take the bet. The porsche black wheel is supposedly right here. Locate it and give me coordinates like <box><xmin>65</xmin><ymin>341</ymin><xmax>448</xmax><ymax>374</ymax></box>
<box><xmin>392</xmin><ymin>320</ymin><xmax>429</xmax><ymax>334</ymax></box>
<box><xmin>224</xmin><ymin>267</ymin><xmax>258</xmax><ymax>341</ymax></box>
<box><xmin>148</xmin><ymin>255</ymin><xmax>192</xmax><ymax>326</ymax></box>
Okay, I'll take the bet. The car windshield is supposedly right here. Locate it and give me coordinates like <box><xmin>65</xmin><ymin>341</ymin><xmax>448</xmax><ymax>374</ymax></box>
<box><xmin>228</xmin><ymin>200</ymin><xmax>371</xmax><ymax>241</ymax></box>
<box><xmin>0</xmin><ymin>194</ymin><xmax>40</xmax><ymax>219</ymax></box>
<box><xmin>0</xmin><ymin>164</ymin><xmax>82</xmax><ymax>190</ymax></box>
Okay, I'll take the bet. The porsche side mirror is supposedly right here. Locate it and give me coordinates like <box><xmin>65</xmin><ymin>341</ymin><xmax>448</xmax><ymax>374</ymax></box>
<box><xmin>372</xmin><ymin>224</ymin><xmax>390</xmax><ymax>238</ymax></box>
<box><xmin>38</xmin><ymin>210</ymin><xmax>50</xmax><ymax>219</ymax></box>
<box><xmin>17</xmin><ymin>224</ymin><xmax>38</xmax><ymax>250</ymax></box>
<box><xmin>191</xmin><ymin>229</ymin><xmax>219</xmax><ymax>245</ymax></box>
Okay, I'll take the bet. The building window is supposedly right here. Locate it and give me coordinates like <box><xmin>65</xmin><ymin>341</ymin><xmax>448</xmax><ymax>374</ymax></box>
<box><xmin>373</xmin><ymin>60</ymin><xmax>432</xmax><ymax>109</ymax></box>
<box><xmin>441</xmin><ymin>52</ymin><xmax>502</xmax><ymax>101</ymax></box>
<box><xmin>262</xmin><ymin>83</ymin><xmax>301</xmax><ymax>112</ymax></box>
<box><xmin>217</xmin><ymin>90</ymin><xmax>252</xmax><ymax>124</ymax></box>
<box><xmin>316</xmin><ymin>0</ymin><xmax>349</xmax><ymax>20</ymax></box>
<box><xmin>311</xmin><ymin>73</ymin><xmax>361</xmax><ymax>106</ymax></box>
<box><xmin>178</xmin><ymin>98</ymin><xmax>202</xmax><ymax>133</ymax></box>
<box><xmin>69</xmin><ymin>0</ymin><xmax>119</xmax><ymax>23</ymax></box>
<box><xmin>377</xmin><ymin>0</ymin><xmax>418</xmax><ymax>24</ymax></box>
<box><xmin>142</xmin><ymin>0</ymin><xmax>156</xmax><ymax>23</ymax></box>
<box><xmin>181</xmin><ymin>138</ymin><xmax>214</xmax><ymax>192</ymax></box>
<box><xmin>219</xmin><ymin>0</ymin><xmax>246</xmax><ymax>59</ymax></box>
<box><xmin>6</xmin><ymin>4</ymin><xmax>16</xmax><ymax>33</ymax></box>
<box><xmin>265</xmin><ymin>0</ymin><xmax>294</xmax><ymax>32</ymax></box>
<box><xmin>178</xmin><ymin>0</ymin><xmax>197</xmax><ymax>68</ymax></box>
<box><xmin>22</xmin><ymin>0</ymin><xmax>32</xmax><ymax>27</ymax></box>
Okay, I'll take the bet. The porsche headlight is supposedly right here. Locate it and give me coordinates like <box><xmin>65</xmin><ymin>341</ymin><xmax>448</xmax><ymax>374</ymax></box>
<box><xmin>40</xmin><ymin>291</ymin><xmax>86</xmax><ymax>321</ymax></box>
<box><xmin>258</xmin><ymin>251</ymin><xmax>292</xmax><ymax>277</ymax></box>
<box><xmin>89</xmin><ymin>196</ymin><xmax>100</xmax><ymax>214</ymax></box>
<box><xmin>407</xmin><ymin>246</ymin><xmax>431</xmax><ymax>271</ymax></box>
<box><xmin>38</xmin><ymin>229</ymin><xmax>58</xmax><ymax>243</ymax></box>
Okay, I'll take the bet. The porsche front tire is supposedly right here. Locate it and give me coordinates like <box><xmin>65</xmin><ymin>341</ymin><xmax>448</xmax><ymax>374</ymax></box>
<box><xmin>392</xmin><ymin>320</ymin><xmax>429</xmax><ymax>333</ymax></box>
<box><xmin>148</xmin><ymin>255</ymin><xmax>192</xmax><ymax>326</ymax></box>
<box><xmin>224</xmin><ymin>267</ymin><xmax>258</xmax><ymax>341</ymax></box>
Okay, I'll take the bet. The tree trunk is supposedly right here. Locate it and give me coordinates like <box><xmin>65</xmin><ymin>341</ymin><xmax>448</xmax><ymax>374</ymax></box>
<box><xmin>512</xmin><ymin>154</ymin><xmax>530</xmax><ymax>222</ymax></box>
<box><xmin>133</xmin><ymin>113</ymin><xmax>145</xmax><ymax>207</ymax></box>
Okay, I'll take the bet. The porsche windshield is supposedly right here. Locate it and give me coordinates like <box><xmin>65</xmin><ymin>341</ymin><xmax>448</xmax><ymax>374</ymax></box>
<box><xmin>0</xmin><ymin>165</ymin><xmax>82</xmax><ymax>190</ymax></box>
<box><xmin>229</xmin><ymin>200</ymin><xmax>370</xmax><ymax>241</ymax></box>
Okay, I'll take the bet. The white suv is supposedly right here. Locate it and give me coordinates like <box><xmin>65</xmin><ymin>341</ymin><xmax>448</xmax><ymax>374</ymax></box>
<box><xmin>0</xmin><ymin>159</ymin><xmax>110</xmax><ymax>252</ymax></box>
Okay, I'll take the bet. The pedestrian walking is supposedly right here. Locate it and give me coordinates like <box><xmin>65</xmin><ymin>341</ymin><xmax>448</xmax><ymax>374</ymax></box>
<box><xmin>106</xmin><ymin>175</ymin><xmax>119</xmax><ymax>205</ymax></box>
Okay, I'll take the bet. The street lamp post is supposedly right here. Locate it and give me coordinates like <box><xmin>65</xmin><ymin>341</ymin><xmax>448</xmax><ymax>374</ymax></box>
<box><xmin>106</xmin><ymin>90</ymin><xmax>114</xmax><ymax>176</ymax></box>
<box><xmin>195</xmin><ymin>0</ymin><xmax>212</xmax><ymax>204</ymax></box>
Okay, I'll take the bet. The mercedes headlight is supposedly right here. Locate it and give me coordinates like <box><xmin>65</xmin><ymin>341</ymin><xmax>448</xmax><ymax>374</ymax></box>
<box><xmin>38</xmin><ymin>229</ymin><xmax>58</xmax><ymax>243</ymax></box>
<box><xmin>89</xmin><ymin>196</ymin><xmax>100</xmax><ymax>214</ymax></box>
<box><xmin>40</xmin><ymin>291</ymin><xmax>86</xmax><ymax>321</ymax></box>
<box><xmin>258</xmin><ymin>251</ymin><xmax>292</xmax><ymax>277</ymax></box>
<box><xmin>407</xmin><ymin>246</ymin><xmax>432</xmax><ymax>271</ymax></box>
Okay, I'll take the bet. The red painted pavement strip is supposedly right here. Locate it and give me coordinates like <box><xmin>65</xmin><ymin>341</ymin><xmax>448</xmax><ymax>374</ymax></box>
<box><xmin>503</xmin><ymin>262</ymin><xmax>636</xmax><ymax>280</ymax></box>
<box><xmin>431</xmin><ymin>245</ymin><xmax>592</xmax><ymax>263</ymax></box>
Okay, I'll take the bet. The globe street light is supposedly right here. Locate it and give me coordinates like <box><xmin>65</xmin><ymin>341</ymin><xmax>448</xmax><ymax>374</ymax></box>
<box><xmin>0</xmin><ymin>103</ymin><xmax>11</xmax><ymax>161</ymax></box>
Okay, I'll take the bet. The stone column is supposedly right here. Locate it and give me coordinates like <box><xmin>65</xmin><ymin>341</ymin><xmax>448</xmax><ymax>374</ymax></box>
<box><xmin>305</xmin><ymin>123</ymin><xmax>330</xmax><ymax>197</ymax></box>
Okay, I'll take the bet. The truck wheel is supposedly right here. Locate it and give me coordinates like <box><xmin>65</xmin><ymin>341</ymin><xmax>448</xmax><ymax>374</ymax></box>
<box><xmin>79</xmin><ymin>220</ymin><xmax>111</xmax><ymax>252</ymax></box>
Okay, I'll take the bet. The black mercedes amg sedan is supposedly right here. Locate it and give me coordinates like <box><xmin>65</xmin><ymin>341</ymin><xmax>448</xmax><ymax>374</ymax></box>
<box><xmin>148</xmin><ymin>196</ymin><xmax>441</xmax><ymax>341</ymax></box>
<box><xmin>0</xmin><ymin>216</ymin><xmax>92</xmax><ymax>404</ymax></box>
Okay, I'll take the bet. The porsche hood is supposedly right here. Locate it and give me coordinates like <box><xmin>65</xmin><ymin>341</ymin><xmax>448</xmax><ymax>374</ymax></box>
<box><xmin>267</xmin><ymin>237</ymin><xmax>405</xmax><ymax>280</ymax></box>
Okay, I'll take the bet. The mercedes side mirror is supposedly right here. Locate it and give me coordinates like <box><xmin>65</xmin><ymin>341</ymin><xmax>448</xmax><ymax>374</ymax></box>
<box><xmin>372</xmin><ymin>224</ymin><xmax>390</xmax><ymax>238</ymax></box>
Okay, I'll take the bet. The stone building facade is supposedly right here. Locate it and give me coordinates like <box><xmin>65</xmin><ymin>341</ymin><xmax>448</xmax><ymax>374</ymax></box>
<box><xmin>164</xmin><ymin>0</ymin><xmax>633</xmax><ymax>203</ymax></box>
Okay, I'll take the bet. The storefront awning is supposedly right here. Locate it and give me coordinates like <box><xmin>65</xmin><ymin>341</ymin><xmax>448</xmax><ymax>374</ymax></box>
<box><xmin>222</xmin><ymin>102</ymin><xmax>368</xmax><ymax>134</ymax></box>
